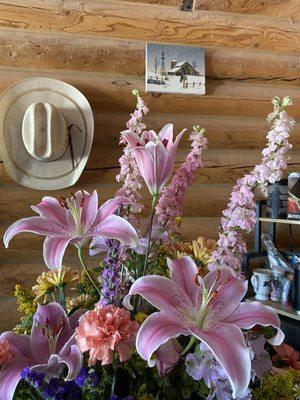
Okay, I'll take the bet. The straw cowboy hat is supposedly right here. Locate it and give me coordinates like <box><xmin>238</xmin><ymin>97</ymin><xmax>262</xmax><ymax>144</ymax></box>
<box><xmin>0</xmin><ymin>77</ymin><xmax>94</xmax><ymax>190</ymax></box>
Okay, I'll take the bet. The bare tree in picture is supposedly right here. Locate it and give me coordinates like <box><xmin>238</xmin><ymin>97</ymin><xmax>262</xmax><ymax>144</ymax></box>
<box><xmin>154</xmin><ymin>56</ymin><xmax>159</xmax><ymax>74</ymax></box>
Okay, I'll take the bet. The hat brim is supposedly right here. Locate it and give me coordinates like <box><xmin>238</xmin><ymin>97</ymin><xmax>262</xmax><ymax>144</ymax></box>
<box><xmin>0</xmin><ymin>77</ymin><xmax>94</xmax><ymax>190</ymax></box>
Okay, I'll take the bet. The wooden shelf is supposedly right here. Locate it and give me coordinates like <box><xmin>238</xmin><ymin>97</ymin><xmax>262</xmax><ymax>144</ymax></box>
<box><xmin>258</xmin><ymin>217</ymin><xmax>300</xmax><ymax>225</ymax></box>
<box><xmin>246</xmin><ymin>297</ymin><xmax>300</xmax><ymax>321</ymax></box>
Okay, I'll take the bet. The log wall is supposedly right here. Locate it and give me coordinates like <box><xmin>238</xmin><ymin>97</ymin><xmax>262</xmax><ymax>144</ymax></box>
<box><xmin>0</xmin><ymin>0</ymin><xmax>300</xmax><ymax>329</ymax></box>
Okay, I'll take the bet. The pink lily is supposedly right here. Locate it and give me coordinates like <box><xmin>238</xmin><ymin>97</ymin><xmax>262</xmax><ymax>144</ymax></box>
<box><xmin>123</xmin><ymin>256</ymin><xmax>284</xmax><ymax>399</ymax></box>
<box><xmin>155</xmin><ymin>339</ymin><xmax>182</xmax><ymax>377</ymax></box>
<box><xmin>0</xmin><ymin>303</ymin><xmax>83</xmax><ymax>400</ymax></box>
<box><xmin>3</xmin><ymin>190</ymin><xmax>138</xmax><ymax>270</ymax></box>
<box><xmin>122</xmin><ymin>124</ymin><xmax>186</xmax><ymax>196</ymax></box>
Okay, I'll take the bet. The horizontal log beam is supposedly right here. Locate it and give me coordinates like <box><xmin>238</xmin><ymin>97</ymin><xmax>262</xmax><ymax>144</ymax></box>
<box><xmin>91</xmin><ymin>112</ymin><xmax>300</xmax><ymax>150</ymax></box>
<box><xmin>0</xmin><ymin>296</ymin><xmax>18</xmax><ymax>331</ymax></box>
<box><xmin>0</xmin><ymin>67</ymin><xmax>299</xmax><ymax>118</ymax></box>
<box><xmin>0</xmin><ymin>0</ymin><xmax>300</xmax><ymax>55</ymax></box>
<box><xmin>1</xmin><ymin>30</ymin><xmax>300</xmax><ymax>84</ymax></box>
<box><xmin>1</xmin><ymin>147</ymin><xmax>300</xmax><ymax>186</ymax></box>
<box><xmin>127</xmin><ymin>0</ymin><xmax>300</xmax><ymax>20</ymax></box>
<box><xmin>195</xmin><ymin>0</ymin><xmax>300</xmax><ymax>19</ymax></box>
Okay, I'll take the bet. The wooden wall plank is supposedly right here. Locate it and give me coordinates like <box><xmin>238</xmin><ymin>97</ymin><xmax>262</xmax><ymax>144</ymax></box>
<box><xmin>1</xmin><ymin>31</ymin><xmax>300</xmax><ymax>85</ymax></box>
<box><xmin>2</xmin><ymin>148</ymin><xmax>300</xmax><ymax>187</ymax></box>
<box><xmin>126</xmin><ymin>0</ymin><xmax>181</xmax><ymax>5</ymax></box>
<box><xmin>126</xmin><ymin>0</ymin><xmax>300</xmax><ymax>20</ymax></box>
<box><xmin>0</xmin><ymin>1</ymin><xmax>300</xmax><ymax>54</ymax></box>
<box><xmin>0</xmin><ymin>67</ymin><xmax>299</xmax><ymax>119</ymax></box>
<box><xmin>195</xmin><ymin>0</ymin><xmax>300</xmax><ymax>19</ymax></box>
<box><xmin>91</xmin><ymin>112</ymin><xmax>300</xmax><ymax>150</ymax></box>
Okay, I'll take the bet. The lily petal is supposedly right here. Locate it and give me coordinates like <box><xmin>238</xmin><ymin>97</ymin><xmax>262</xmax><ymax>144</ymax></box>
<box><xmin>43</xmin><ymin>236</ymin><xmax>73</xmax><ymax>270</ymax></box>
<box><xmin>123</xmin><ymin>275</ymin><xmax>194</xmax><ymax>312</ymax></box>
<box><xmin>0</xmin><ymin>357</ymin><xmax>33</xmax><ymax>400</ymax></box>
<box><xmin>32</xmin><ymin>197</ymin><xmax>69</xmax><ymax>227</ymax></box>
<box><xmin>122</xmin><ymin>130</ymin><xmax>142</xmax><ymax>147</ymax></box>
<box><xmin>223</xmin><ymin>302</ymin><xmax>284</xmax><ymax>346</ymax></box>
<box><xmin>155</xmin><ymin>339</ymin><xmax>182</xmax><ymax>377</ymax></box>
<box><xmin>91</xmin><ymin>214</ymin><xmax>138</xmax><ymax>247</ymax></box>
<box><xmin>136</xmin><ymin>311</ymin><xmax>189</xmax><ymax>367</ymax></box>
<box><xmin>80</xmin><ymin>190</ymin><xmax>98</xmax><ymax>230</ymax></box>
<box><xmin>161</xmin><ymin>129</ymin><xmax>186</xmax><ymax>188</ymax></box>
<box><xmin>89</xmin><ymin>237</ymin><xmax>108</xmax><ymax>256</ymax></box>
<box><xmin>157</xmin><ymin>124</ymin><xmax>174</xmax><ymax>150</ymax></box>
<box><xmin>56</xmin><ymin>335</ymin><xmax>82</xmax><ymax>380</ymax></box>
<box><xmin>168</xmin><ymin>257</ymin><xmax>201</xmax><ymax>307</ymax></box>
<box><xmin>68</xmin><ymin>309</ymin><xmax>86</xmax><ymax>332</ymax></box>
<box><xmin>31</xmin><ymin>359</ymin><xmax>64</xmax><ymax>382</ymax></box>
<box><xmin>148</xmin><ymin>141</ymin><xmax>168</xmax><ymax>194</ymax></box>
<box><xmin>203</xmin><ymin>268</ymin><xmax>248</xmax><ymax>325</ymax></box>
<box><xmin>3</xmin><ymin>217</ymin><xmax>69</xmax><ymax>247</ymax></box>
<box><xmin>132</xmin><ymin>146</ymin><xmax>156</xmax><ymax>195</ymax></box>
<box><xmin>31</xmin><ymin>303</ymin><xmax>71</xmax><ymax>364</ymax></box>
<box><xmin>0</xmin><ymin>332</ymin><xmax>32</xmax><ymax>360</ymax></box>
<box><xmin>190</xmin><ymin>322</ymin><xmax>251</xmax><ymax>399</ymax></box>
<box><xmin>93</xmin><ymin>196</ymin><xmax>131</xmax><ymax>226</ymax></box>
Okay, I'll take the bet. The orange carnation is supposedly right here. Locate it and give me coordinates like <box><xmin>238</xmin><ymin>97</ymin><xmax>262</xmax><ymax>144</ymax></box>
<box><xmin>75</xmin><ymin>304</ymin><xmax>139</xmax><ymax>366</ymax></box>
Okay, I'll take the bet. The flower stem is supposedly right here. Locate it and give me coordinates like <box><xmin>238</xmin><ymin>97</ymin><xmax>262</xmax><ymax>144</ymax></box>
<box><xmin>77</xmin><ymin>246</ymin><xmax>101</xmax><ymax>297</ymax></box>
<box><xmin>142</xmin><ymin>195</ymin><xmax>158</xmax><ymax>277</ymax></box>
<box><xmin>58</xmin><ymin>285</ymin><xmax>66</xmax><ymax>309</ymax></box>
<box><xmin>24</xmin><ymin>388</ymin><xmax>38</xmax><ymax>400</ymax></box>
<box><xmin>111</xmin><ymin>359</ymin><xmax>119</xmax><ymax>396</ymax></box>
<box><xmin>181</xmin><ymin>336</ymin><xmax>196</xmax><ymax>356</ymax></box>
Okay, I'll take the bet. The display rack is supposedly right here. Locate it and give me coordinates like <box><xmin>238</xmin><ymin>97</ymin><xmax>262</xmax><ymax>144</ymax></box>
<box><xmin>242</xmin><ymin>200</ymin><xmax>300</xmax><ymax>279</ymax></box>
<box><xmin>243</xmin><ymin>200</ymin><xmax>300</xmax><ymax>324</ymax></box>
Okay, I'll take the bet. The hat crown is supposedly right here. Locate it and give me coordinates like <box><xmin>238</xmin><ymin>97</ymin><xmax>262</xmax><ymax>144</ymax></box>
<box><xmin>22</xmin><ymin>102</ymin><xmax>68</xmax><ymax>162</ymax></box>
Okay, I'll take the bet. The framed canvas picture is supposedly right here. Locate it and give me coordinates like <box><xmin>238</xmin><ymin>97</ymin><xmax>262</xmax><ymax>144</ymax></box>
<box><xmin>145</xmin><ymin>43</ymin><xmax>205</xmax><ymax>95</ymax></box>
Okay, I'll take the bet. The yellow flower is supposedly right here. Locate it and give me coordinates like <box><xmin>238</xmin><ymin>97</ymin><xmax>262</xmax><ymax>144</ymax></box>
<box><xmin>138</xmin><ymin>395</ymin><xmax>154</xmax><ymax>400</ymax></box>
<box><xmin>175</xmin><ymin>236</ymin><xmax>217</xmax><ymax>268</ymax></box>
<box><xmin>32</xmin><ymin>267</ymin><xmax>79</xmax><ymax>301</ymax></box>
<box><xmin>66</xmin><ymin>294</ymin><xmax>92</xmax><ymax>312</ymax></box>
<box><xmin>14</xmin><ymin>284</ymin><xmax>36</xmax><ymax>315</ymax></box>
<box><xmin>135</xmin><ymin>312</ymin><xmax>148</xmax><ymax>324</ymax></box>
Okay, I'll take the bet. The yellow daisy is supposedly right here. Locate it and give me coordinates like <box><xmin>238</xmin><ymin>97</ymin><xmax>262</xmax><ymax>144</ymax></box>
<box><xmin>66</xmin><ymin>293</ymin><xmax>92</xmax><ymax>312</ymax></box>
<box><xmin>175</xmin><ymin>236</ymin><xmax>217</xmax><ymax>268</ymax></box>
<box><xmin>32</xmin><ymin>267</ymin><xmax>79</xmax><ymax>302</ymax></box>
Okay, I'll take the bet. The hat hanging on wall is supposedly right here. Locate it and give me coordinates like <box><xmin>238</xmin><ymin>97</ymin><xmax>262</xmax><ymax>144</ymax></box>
<box><xmin>0</xmin><ymin>77</ymin><xmax>94</xmax><ymax>190</ymax></box>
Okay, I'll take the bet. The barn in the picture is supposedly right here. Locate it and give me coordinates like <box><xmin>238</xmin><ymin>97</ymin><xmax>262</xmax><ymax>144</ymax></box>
<box><xmin>146</xmin><ymin>43</ymin><xmax>205</xmax><ymax>94</ymax></box>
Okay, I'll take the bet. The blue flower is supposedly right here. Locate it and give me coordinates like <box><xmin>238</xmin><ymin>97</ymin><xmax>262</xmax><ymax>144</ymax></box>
<box><xmin>75</xmin><ymin>367</ymin><xmax>89</xmax><ymax>388</ymax></box>
<box><xmin>42</xmin><ymin>378</ymin><xmax>64</xmax><ymax>399</ymax></box>
<box><xmin>88</xmin><ymin>371</ymin><xmax>100</xmax><ymax>387</ymax></box>
<box><xmin>20</xmin><ymin>367</ymin><xmax>45</xmax><ymax>389</ymax></box>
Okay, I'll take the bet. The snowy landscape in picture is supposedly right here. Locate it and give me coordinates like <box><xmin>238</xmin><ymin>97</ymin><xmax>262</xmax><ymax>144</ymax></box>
<box><xmin>146</xmin><ymin>43</ymin><xmax>205</xmax><ymax>95</ymax></box>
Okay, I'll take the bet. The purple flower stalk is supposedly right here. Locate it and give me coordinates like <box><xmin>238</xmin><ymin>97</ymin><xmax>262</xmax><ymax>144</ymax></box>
<box><xmin>99</xmin><ymin>239</ymin><xmax>124</xmax><ymax>306</ymax></box>
<box><xmin>209</xmin><ymin>97</ymin><xmax>295</xmax><ymax>273</ymax></box>
<box><xmin>156</xmin><ymin>126</ymin><xmax>207</xmax><ymax>234</ymax></box>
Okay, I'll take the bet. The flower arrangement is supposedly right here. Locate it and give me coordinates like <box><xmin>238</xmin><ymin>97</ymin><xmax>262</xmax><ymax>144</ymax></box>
<box><xmin>1</xmin><ymin>92</ymin><xmax>299</xmax><ymax>400</ymax></box>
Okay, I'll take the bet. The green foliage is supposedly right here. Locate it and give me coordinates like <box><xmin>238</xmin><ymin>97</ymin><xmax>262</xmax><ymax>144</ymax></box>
<box><xmin>13</xmin><ymin>313</ymin><xmax>34</xmax><ymax>335</ymax></box>
<box><xmin>14</xmin><ymin>380</ymin><xmax>42</xmax><ymax>400</ymax></box>
<box><xmin>252</xmin><ymin>369</ymin><xmax>300</xmax><ymax>400</ymax></box>
<box><xmin>117</xmin><ymin>353</ymin><xmax>210</xmax><ymax>400</ymax></box>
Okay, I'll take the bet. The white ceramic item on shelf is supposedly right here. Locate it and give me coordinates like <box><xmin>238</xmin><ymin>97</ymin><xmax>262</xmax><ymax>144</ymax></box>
<box><xmin>251</xmin><ymin>268</ymin><xmax>272</xmax><ymax>301</ymax></box>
